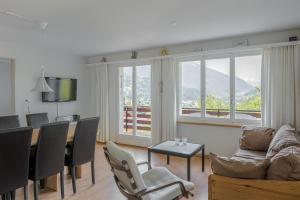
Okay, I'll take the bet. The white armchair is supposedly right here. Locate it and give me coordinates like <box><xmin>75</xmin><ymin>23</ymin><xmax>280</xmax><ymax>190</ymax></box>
<box><xmin>104</xmin><ymin>141</ymin><xmax>194</xmax><ymax>200</ymax></box>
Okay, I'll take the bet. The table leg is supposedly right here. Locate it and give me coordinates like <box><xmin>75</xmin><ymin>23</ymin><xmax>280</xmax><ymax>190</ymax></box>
<box><xmin>187</xmin><ymin>157</ymin><xmax>191</xmax><ymax>181</ymax></box>
<box><xmin>148</xmin><ymin>150</ymin><xmax>151</xmax><ymax>170</ymax></box>
<box><xmin>75</xmin><ymin>166</ymin><xmax>82</xmax><ymax>178</ymax></box>
<box><xmin>167</xmin><ymin>154</ymin><xmax>170</xmax><ymax>165</ymax></box>
<box><xmin>202</xmin><ymin>145</ymin><xmax>205</xmax><ymax>172</ymax></box>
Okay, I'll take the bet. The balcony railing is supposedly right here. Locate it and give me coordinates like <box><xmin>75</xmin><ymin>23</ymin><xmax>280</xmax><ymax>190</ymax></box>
<box><xmin>123</xmin><ymin>106</ymin><xmax>151</xmax><ymax>132</ymax></box>
<box><xmin>123</xmin><ymin>106</ymin><xmax>261</xmax><ymax>132</ymax></box>
<box><xmin>182</xmin><ymin>108</ymin><xmax>261</xmax><ymax>119</ymax></box>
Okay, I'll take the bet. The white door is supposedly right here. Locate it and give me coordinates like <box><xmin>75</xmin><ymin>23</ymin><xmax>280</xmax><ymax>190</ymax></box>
<box><xmin>117</xmin><ymin>62</ymin><xmax>152</xmax><ymax>147</ymax></box>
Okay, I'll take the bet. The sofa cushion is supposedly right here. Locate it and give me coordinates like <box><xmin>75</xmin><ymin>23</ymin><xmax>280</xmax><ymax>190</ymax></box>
<box><xmin>234</xmin><ymin>148</ymin><xmax>267</xmax><ymax>161</ymax></box>
<box><xmin>142</xmin><ymin>167</ymin><xmax>194</xmax><ymax>200</ymax></box>
<box><xmin>267</xmin><ymin>146</ymin><xmax>300</xmax><ymax>180</ymax></box>
<box><xmin>210</xmin><ymin>153</ymin><xmax>270</xmax><ymax>179</ymax></box>
<box><xmin>266</xmin><ymin>124</ymin><xmax>300</xmax><ymax>159</ymax></box>
<box><xmin>240</xmin><ymin>126</ymin><xmax>275</xmax><ymax>151</ymax></box>
<box><xmin>106</xmin><ymin>141</ymin><xmax>147</xmax><ymax>193</ymax></box>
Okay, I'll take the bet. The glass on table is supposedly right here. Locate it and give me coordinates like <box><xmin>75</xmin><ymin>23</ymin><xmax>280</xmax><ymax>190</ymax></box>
<box><xmin>174</xmin><ymin>137</ymin><xmax>181</xmax><ymax>145</ymax></box>
<box><xmin>182</xmin><ymin>137</ymin><xmax>188</xmax><ymax>145</ymax></box>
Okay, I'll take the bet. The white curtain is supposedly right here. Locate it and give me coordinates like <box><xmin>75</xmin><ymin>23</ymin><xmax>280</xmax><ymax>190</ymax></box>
<box><xmin>262</xmin><ymin>44</ymin><xmax>300</xmax><ymax>130</ymax></box>
<box><xmin>107</xmin><ymin>65</ymin><xmax>120</xmax><ymax>141</ymax></box>
<box><xmin>94</xmin><ymin>64</ymin><xmax>120</xmax><ymax>142</ymax></box>
<box><xmin>151</xmin><ymin>59</ymin><xmax>162</xmax><ymax>145</ymax></box>
<box><xmin>95</xmin><ymin>65</ymin><xmax>109</xmax><ymax>142</ymax></box>
<box><xmin>161</xmin><ymin>58</ymin><xmax>177</xmax><ymax>141</ymax></box>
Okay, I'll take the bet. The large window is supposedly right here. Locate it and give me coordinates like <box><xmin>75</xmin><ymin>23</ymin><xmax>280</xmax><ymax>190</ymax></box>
<box><xmin>179</xmin><ymin>60</ymin><xmax>201</xmax><ymax>117</ymax></box>
<box><xmin>235</xmin><ymin>55</ymin><xmax>262</xmax><ymax>120</ymax></box>
<box><xmin>178</xmin><ymin>52</ymin><xmax>262</xmax><ymax>122</ymax></box>
<box><xmin>120</xmin><ymin>64</ymin><xmax>151</xmax><ymax>137</ymax></box>
<box><xmin>206</xmin><ymin>58</ymin><xmax>230</xmax><ymax>119</ymax></box>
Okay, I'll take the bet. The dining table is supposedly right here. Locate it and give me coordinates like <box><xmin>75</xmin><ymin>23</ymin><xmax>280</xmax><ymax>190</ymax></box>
<box><xmin>32</xmin><ymin>122</ymin><xmax>82</xmax><ymax>191</ymax></box>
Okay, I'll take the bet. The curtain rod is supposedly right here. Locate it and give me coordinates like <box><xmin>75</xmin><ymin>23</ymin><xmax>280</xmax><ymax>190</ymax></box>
<box><xmin>85</xmin><ymin>40</ymin><xmax>300</xmax><ymax>67</ymax></box>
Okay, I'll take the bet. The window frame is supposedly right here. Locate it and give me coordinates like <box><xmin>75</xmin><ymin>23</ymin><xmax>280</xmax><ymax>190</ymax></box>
<box><xmin>118</xmin><ymin>61</ymin><xmax>152</xmax><ymax>138</ymax></box>
<box><xmin>177</xmin><ymin>50</ymin><xmax>263</xmax><ymax>125</ymax></box>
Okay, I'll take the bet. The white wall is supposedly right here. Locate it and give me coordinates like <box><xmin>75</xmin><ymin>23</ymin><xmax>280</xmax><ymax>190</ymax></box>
<box><xmin>0</xmin><ymin>41</ymin><xmax>90</xmax><ymax>126</ymax></box>
<box><xmin>86</xmin><ymin>28</ymin><xmax>300</xmax><ymax>157</ymax></box>
<box><xmin>0</xmin><ymin>59</ymin><xmax>13</xmax><ymax>115</ymax></box>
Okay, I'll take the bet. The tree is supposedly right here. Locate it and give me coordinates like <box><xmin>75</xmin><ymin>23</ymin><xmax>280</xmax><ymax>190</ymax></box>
<box><xmin>199</xmin><ymin>94</ymin><xmax>229</xmax><ymax>110</ymax></box>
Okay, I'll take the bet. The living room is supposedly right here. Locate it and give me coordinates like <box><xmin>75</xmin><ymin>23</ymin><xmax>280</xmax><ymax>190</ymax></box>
<box><xmin>0</xmin><ymin>1</ymin><xmax>300</xmax><ymax>200</ymax></box>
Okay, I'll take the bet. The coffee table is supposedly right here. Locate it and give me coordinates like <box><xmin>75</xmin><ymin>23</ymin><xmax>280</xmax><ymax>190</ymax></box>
<box><xmin>148</xmin><ymin>140</ymin><xmax>205</xmax><ymax>181</ymax></box>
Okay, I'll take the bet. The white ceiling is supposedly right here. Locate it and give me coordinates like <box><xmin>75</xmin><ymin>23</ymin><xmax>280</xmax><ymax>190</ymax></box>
<box><xmin>0</xmin><ymin>0</ymin><xmax>300</xmax><ymax>56</ymax></box>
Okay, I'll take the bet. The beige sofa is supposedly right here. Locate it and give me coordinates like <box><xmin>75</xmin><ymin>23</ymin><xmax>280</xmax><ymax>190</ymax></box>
<box><xmin>208</xmin><ymin>125</ymin><xmax>300</xmax><ymax>200</ymax></box>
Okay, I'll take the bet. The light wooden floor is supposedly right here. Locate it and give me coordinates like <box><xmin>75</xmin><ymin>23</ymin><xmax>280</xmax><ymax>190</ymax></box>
<box><xmin>15</xmin><ymin>144</ymin><xmax>212</xmax><ymax>200</ymax></box>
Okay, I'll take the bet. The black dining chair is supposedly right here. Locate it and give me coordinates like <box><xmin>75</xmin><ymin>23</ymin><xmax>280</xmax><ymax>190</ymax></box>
<box><xmin>29</xmin><ymin>121</ymin><xmax>69</xmax><ymax>200</ymax></box>
<box><xmin>0</xmin><ymin>115</ymin><xmax>20</xmax><ymax>130</ymax></box>
<box><xmin>64</xmin><ymin>117</ymin><xmax>99</xmax><ymax>194</ymax></box>
<box><xmin>0</xmin><ymin>127</ymin><xmax>33</xmax><ymax>200</ymax></box>
<box><xmin>26</xmin><ymin>113</ymin><xmax>49</xmax><ymax>129</ymax></box>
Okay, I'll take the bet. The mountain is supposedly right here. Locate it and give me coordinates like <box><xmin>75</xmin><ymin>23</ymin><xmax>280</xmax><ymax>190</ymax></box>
<box><xmin>182</xmin><ymin>63</ymin><xmax>256</xmax><ymax>102</ymax></box>
<box><xmin>123</xmin><ymin>64</ymin><xmax>256</xmax><ymax>105</ymax></box>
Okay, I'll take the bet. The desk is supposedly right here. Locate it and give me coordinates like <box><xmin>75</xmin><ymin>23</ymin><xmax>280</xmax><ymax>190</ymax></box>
<box><xmin>32</xmin><ymin>123</ymin><xmax>81</xmax><ymax>191</ymax></box>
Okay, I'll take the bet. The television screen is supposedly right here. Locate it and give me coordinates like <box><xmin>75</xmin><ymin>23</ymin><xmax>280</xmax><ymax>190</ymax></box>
<box><xmin>42</xmin><ymin>77</ymin><xmax>77</xmax><ymax>102</ymax></box>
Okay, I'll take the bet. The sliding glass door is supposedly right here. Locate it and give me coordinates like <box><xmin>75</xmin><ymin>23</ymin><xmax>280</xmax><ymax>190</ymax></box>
<box><xmin>118</xmin><ymin>63</ymin><xmax>152</xmax><ymax>146</ymax></box>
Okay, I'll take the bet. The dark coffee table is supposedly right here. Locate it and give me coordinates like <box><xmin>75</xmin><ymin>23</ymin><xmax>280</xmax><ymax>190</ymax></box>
<box><xmin>148</xmin><ymin>140</ymin><xmax>205</xmax><ymax>181</ymax></box>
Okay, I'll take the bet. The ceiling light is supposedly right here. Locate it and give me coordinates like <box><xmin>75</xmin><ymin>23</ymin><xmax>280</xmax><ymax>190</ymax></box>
<box><xmin>40</xmin><ymin>22</ymin><xmax>48</xmax><ymax>30</ymax></box>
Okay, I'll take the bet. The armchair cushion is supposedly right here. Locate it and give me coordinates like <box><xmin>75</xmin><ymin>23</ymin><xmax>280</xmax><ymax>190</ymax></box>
<box><xmin>106</xmin><ymin>141</ymin><xmax>147</xmax><ymax>193</ymax></box>
<box><xmin>142</xmin><ymin>167</ymin><xmax>194</xmax><ymax>200</ymax></box>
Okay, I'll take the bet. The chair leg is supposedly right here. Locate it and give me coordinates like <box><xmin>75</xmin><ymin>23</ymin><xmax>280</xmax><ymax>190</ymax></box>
<box><xmin>70</xmin><ymin>167</ymin><xmax>77</xmax><ymax>194</ymax></box>
<box><xmin>2</xmin><ymin>194</ymin><xmax>8</xmax><ymax>200</ymax></box>
<box><xmin>10</xmin><ymin>191</ymin><xmax>15</xmax><ymax>200</ymax></box>
<box><xmin>24</xmin><ymin>185</ymin><xmax>28</xmax><ymax>200</ymax></box>
<box><xmin>91</xmin><ymin>160</ymin><xmax>95</xmax><ymax>184</ymax></box>
<box><xmin>60</xmin><ymin>171</ymin><xmax>65</xmax><ymax>199</ymax></box>
<box><xmin>33</xmin><ymin>181</ymin><xmax>39</xmax><ymax>200</ymax></box>
<box><xmin>5</xmin><ymin>193</ymin><xmax>11</xmax><ymax>200</ymax></box>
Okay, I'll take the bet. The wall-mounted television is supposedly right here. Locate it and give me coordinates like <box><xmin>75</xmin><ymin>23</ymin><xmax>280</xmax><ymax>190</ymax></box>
<box><xmin>42</xmin><ymin>77</ymin><xmax>77</xmax><ymax>102</ymax></box>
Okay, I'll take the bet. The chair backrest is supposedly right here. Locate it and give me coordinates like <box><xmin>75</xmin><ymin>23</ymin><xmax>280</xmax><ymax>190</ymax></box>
<box><xmin>0</xmin><ymin>115</ymin><xmax>20</xmax><ymax>130</ymax></box>
<box><xmin>0</xmin><ymin>127</ymin><xmax>32</xmax><ymax>194</ymax></box>
<box><xmin>26</xmin><ymin>113</ymin><xmax>49</xmax><ymax>129</ymax></box>
<box><xmin>33</xmin><ymin>121</ymin><xmax>69</xmax><ymax>180</ymax></box>
<box><xmin>71</xmin><ymin>117</ymin><xmax>99</xmax><ymax>166</ymax></box>
<box><xmin>104</xmin><ymin>142</ymin><xmax>147</xmax><ymax>196</ymax></box>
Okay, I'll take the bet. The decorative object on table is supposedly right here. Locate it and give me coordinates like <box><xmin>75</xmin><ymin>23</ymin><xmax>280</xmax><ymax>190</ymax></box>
<box><xmin>131</xmin><ymin>51</ymin><xmax>137</xmax><ymax>59</ymax></box>
<box><xmin>160</xmin><ymin>47</ymin><xmax>169</xmax><ymax>56</ymax></box>
<box><xmin>175</xmin><ymin>137</ymin><xmax>181</xmax><ymax>145</ymax></box>
<box><xmin>182</xmin><ymin>137</ymin><xmax>188</xmax><ymax>145</ymax></box>
<box><xmin>25</xmin><ymin>99</ymin><xmax>31</xmax><ymax>114</ymax></box>
<box><xmin>101</xmin><ymin>57</ymin><xmax>107</xmax><ymax>62</ymax></box>
<box><xmin>32</xmin><ymin>66</ymin><xmax>54</xmax><ymax>92</ymax></box>
<box><xmin>289</xmin><ymin>36</ymin><xmax>298</xmax><ymax>41</ymax></box>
